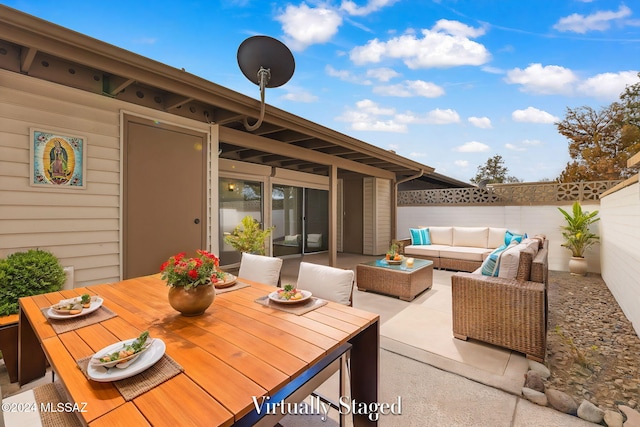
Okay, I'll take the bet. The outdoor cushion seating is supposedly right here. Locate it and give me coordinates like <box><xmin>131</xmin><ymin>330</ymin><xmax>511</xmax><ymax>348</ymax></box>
<box><xmin>451</xmin><ymin>238</ymin><xmax>549</xmax><ymax>362</ymax></box>
<box><xmin>306</xmin><ymin>233</ymin><xmax>323</xmax><ymax>249</ymax></box>
<box><xmin>296</xmin><ymin>262</ymin><xmax>355</xmax><ymax>306</ymax></box>
<box><xmin>237</xmin><ymin>252</ymin><xmax>283</xmax><ymax>287</ymax></box>
<box><xmin>2</xmin><ymin>382</ymin><xmax>82</xmax><ymax>427</ymax></box>
<box><xmin>399</xmin><ymin>226</ymin><xmax>519</xmax><ymax>272</ymax></box>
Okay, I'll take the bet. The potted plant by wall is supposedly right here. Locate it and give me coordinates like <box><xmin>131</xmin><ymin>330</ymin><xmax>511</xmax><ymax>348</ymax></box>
<box><xmin>224</xmin><ymin>215</ymin><xmax>275</xmax><ymax>256</ymax></box>
<box><xmin>558</xmin><ymin>201</ymin><xmax>600</xmax><ymax>276</ymax></box>
<box><xmin>160</xmin><ymin>250</ymin><xmax>222</xmax><ymax>316</ymax></box>
<box><xmin>0</xmin><ymin>249</ymin><xmax>66</xmax><ymax>316</ymax></box>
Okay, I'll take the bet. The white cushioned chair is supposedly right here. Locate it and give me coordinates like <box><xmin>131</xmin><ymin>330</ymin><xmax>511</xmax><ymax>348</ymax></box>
<box><xmin>296</xmin><ymin>262</ymin><xmax>354</xmax><ymax>306</ymax></box>
<box><xmin>306</xmin><ymin>233</ymin><xmax>323</xmax><ymax>249</ymax></box>
<box><xmin>296</xmin><ymin>262</ymin><xmax>355</xmax><ymax>426</ymax></box>
<box><xmin>237</xmin><ymin>253</ymin><xmax>283</xmax><ymax>287</ymax></box>
<box><xmin>1</xmin><ymin>382</ymin><xmax>82</xmax><ymax>427</ymax></box>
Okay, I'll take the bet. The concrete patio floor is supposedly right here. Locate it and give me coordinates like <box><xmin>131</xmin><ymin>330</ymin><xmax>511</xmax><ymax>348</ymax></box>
<box><xmin>0</xmin><ymin>252</ymin><xmax>594</xmax><ymax>426</ymax></box>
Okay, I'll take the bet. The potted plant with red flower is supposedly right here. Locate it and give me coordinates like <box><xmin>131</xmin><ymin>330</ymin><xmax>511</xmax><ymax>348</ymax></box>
<box><xmin>160</xmin><ymin>250</ymin><xmax>221</xmax><ymax>316</ymax></box>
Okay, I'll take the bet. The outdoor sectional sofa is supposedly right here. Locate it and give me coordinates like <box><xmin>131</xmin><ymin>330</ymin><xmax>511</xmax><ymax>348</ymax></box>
<box><xmin>451</xmin><ymin>238</ymin><xmax>549</xmax><ymax>361</ymax></box>
<box><xmin>398</xmin><ymin>226</ymin><xmax>510</xmax><ymax>272</ymax></box>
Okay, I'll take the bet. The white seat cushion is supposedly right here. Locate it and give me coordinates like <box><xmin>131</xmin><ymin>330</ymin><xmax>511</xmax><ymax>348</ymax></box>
<box><xmin>297</xmin><ymin>262</ymin><xmax>354</xmax><ymax>306</ymax></box>
<box><xmin>3</xmin><ymin>389</ymin><xmax>43</xmax><ymax>426</ymax></box>
<box><xmin>439</xmin><ymin>246</ymin><xmax>491</xmax><ymax>262</ymax></box>
<box><xmin>404</xmin><ymin>244</ymin><xmax>448</xmax><ymax>257</ymax></box>
<box><xmin>238</xmin><ymin>253</ymin><xmax>283</xmax><ymax>287</ymax></box>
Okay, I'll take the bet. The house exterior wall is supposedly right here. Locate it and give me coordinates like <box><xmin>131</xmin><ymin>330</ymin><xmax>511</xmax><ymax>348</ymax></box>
<box><xmin>0</xmin><ymin>69</ymin><xmax>214</xmax><ymax>287</ymax></box>
<box><xmin>363</xmin><ymin>177</ymin><xmax>392</xmax><ymax>255</ymax></box>
<box><xmin>397</xmin><ymin>204</ymin><xmax>602</xmax><ymax>273</ymax></box>
<box><xmin>600</xmin><ymin>181</ymin><xmax>640</xmax><ymax>336</ymax></box>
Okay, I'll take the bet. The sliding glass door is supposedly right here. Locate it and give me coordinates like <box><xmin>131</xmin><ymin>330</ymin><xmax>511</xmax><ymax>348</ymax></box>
<box><xmin>218</xmin><ymin>178</ymin><xmax>263</xmax><ymax>265</ymax></box>
<box><xmin>272</xmin><ymin>185</ymin><xmax>303</xmax><ymax>256</ymax></box>
<box><xmin>304</xmin><ymin>188</ymin><xmax>328</xmax><ymax>253</ymax></box>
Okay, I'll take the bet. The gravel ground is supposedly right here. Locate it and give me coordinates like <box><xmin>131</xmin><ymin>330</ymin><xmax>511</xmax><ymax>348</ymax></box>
<box><xmin>545</xmin><ymin>270</ymin><xmax>640</xmax><ymax>412</ymax></box>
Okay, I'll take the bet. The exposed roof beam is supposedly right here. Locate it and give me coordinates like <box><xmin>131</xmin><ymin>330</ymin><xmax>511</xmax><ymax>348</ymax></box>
<box><xmin>220</xmin><ymin>127</ymin><xmax>395</xmax><ymax>180</ymax></box>
<box><xmin>164</xmin><ymin>93</ymin><xmax>192</xmax><ymax>110</ymax></box>
<box><xmin>20</xmin><ymin>46</ymin><xmax>36</xmax><ymax>72</ymax></box>
<box><xmin>106</xmin><ymin>75</ymin><xmax>135</xmax><ymax>96</ymax></box>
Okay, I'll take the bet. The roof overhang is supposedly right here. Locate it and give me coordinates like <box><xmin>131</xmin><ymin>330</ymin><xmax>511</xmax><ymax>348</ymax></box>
<box><xmin>0</xmin><ymin>5</ymin><xmax>439</xmax><ymax>181</ymax></box>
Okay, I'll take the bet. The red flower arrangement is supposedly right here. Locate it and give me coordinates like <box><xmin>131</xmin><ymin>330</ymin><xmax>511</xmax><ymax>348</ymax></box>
<box><xmin>160</xmin><ymin>250</ymin><xmax>223</xmax><ymax>290</ymax></box>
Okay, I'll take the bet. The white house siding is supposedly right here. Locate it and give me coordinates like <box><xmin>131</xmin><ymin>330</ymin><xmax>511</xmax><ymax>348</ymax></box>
<box><xmin>0</xmin><ymin>70</ymin><xmax>213</xmax><ymax>287</ymax></box>
<box><xmin>600</xmin><ymin>182</ymin><xmax>640</xmax><ymax>336</ymax></box>
<box><xmin>397</xmin><ymin>204</ymin><xmax>602</xmax><ymax>273</ymax></box>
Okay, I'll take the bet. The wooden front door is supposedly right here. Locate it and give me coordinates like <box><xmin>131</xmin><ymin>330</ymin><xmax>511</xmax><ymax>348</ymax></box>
<box><xmin>123</xmin><ymin>116</ymin><xmax>207</xmax><ymax>279</ymax></box>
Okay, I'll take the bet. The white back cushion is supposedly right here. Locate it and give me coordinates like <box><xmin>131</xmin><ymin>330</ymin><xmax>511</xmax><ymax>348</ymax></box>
<box><xmin>497</xmin><ymin>239</ymin><xmax>539</xmax><ymax>279</ymax></box>
<box><xmin>238</xmin><ymin>253</ymin><xmax>283</xmax><ymax>287</ymax></box>
<box><xmin>488</xmin><ymin>227</ymin><xmax>508</xmax><ymax>249</ymax></box>
<box><xmin>428</xmin><ymin>227</ymin><xmax>453</xmax><ymax>246</ymax></box>
<box><xmin>297</xmin><ymin>262</ymin><xmax>354</xmax><ymax>305</ymax></box>
<box><xmin>452</xmin><ymin>227</ymin><xmax>489</xmax><ymax>248</ymax></box>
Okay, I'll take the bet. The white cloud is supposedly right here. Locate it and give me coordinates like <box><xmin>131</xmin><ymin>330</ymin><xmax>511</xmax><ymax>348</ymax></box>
<box><xmin>505</xmin><ymin>143</ymin><xmax>526</xmax><ymax>151</ymax></box>
<box><xmin>454</xmin><ymin>141</ymin><xmax>490</xmax><ymax>153</ymax></box>
<box><xmin>577</xmin><ymin>70</ymin><xmax>640</xmax><ymax>100</ymax></box>
<box><xmin>280</xmin><ymin>90</ymin><xmax>319</xmax><ymax>103</ymax></box>
<box><xmin>276</xmin><ymin>4</ymin><xmax>342</xmax><ymax>51</ymax></box>
<box><xmin>512</xmin><ymin>107</ymin><xmax>559</xmax><ymax>124</ymax></box>
<box><xmin>482</xmin><ymin>66</ymin><xmax>504</xmax><ymax>75</ymax></box>
<box><xmin>505</xmin><ymin>63</ymin><xmax>577</xmax><ymax>95</ymax></box>
<box><xmin>388</xmin><ymin>143</ymin><xmax>399</xmax><ymax>151</ymax></box>
<box><xmin>468</xmin><ymin>116</ymin><xmax>492</xmax><ymax>129</ymax></box>
<box><xmin>553</xmin><ymin>5</ymin><xmax>632</xmax><ymax>34</ymax></box>
<box><xmin>373</xmin><ymin>80</ymin><xmax>445</xmax><ymax>98</ymax></box>
<box><xmin>335</xmin><ymin>99</ymin><xmax>408</xmax><ymax>132</ymax></box>
<box><xmin>454</xmin><ymin>160</ymin><xmax>469</xmax><ymax>167</ymax></box>
<box><xmin>349</xmin><ymin>19</ymin><xmax>490</xmax><ymax>69</ymax></box>
<box><xmin>426</xmin><ymin>108</ymin><xmax>461</xmax><ymax>124</ymax></box>
<box><xmin>366</xmin><ymin>67</ymin><xmax>401</xmax><ymax>82</ymax></box>
<box><xmin>325</xmin><ymin>65</ymin><xmax>372</xmax><ymax>84</ymax></box>
<box><xmin>394</xmin><ymin>108</ymin><xmax>460</xmax><ymax>125</ymax></box>
<box><xmin>340</xmin><ymin>0</ymin><xmax>399</xmax><ymax>16</ymax></box>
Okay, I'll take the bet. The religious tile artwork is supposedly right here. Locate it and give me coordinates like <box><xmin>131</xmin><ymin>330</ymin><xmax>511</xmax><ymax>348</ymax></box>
<box><xmin>31</xmin><ymin>129</ymin><xmax>86</xmax><ymax>189</ymax></box>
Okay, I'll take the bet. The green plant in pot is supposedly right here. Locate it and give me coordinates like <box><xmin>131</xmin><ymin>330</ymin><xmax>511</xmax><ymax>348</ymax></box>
<box><xmin>224</xmin><ymin>215</ymin><xmax>275</xmax><ymax>255</ymax></box>
<box><xmin>558</xmin><ymin>201</ymin><xmax>600</xmax><ymax>276</ymax></box>
<box><xmin>0</xmin><ymin>249</ymin><xmax>66</xmax><ymax>316</ymax></box>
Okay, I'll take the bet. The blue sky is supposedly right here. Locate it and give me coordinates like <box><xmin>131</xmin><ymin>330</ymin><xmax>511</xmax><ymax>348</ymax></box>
<box><xmin>6</xmin><ymin>0</ymin><xmax>640</xmax><ymax>183</ymax></box>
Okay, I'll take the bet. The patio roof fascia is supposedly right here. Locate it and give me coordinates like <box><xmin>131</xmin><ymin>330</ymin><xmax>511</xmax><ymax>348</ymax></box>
<box><xmin>0</xmin><ymin>5</ymin><xmax>435</xmax><ymax>182</ymax></box>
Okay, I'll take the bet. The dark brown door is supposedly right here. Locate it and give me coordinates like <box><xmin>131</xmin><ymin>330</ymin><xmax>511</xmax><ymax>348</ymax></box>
<box><xmin>343</xmin><ymin>178</ymin><xmax>363</xmax><ymax>253</ymax></box>
<box><xmin>123</xmin><ymin>116</ymin><xmax>207</xmax><ymax>279</ymax></box>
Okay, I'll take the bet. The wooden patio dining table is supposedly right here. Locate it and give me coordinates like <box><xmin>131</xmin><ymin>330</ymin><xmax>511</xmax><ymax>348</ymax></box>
<box><xmin>18</xmin><ymin>275</ymin><xmax>380</xmax><ymax>426</ymax></box>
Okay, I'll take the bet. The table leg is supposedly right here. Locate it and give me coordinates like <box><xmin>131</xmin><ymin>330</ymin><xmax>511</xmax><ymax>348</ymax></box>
<box><xmin>0</xmin><ymin>323</ymin><xmax>18</xmax><ymax>383</ymax></box>
<box><xmin>18</xmin><ymin>308</ymin><xmax>47</xmax><ymax>386</ymax></box>
<box><xmin>349</xmin><ymin>319</ymin><xmax>379</xmax><ymax>426</ymax></box>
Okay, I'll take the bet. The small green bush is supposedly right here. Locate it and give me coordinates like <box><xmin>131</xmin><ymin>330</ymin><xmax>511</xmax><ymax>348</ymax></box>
<box><xmin>0</xmin><ymin>249</ymin><xmax>65</xmax><ymax>316</ymax></box>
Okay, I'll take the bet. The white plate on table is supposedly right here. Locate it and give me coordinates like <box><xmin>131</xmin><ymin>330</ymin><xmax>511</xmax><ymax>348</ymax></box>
<box><xmin>214</xmin><ymin>273</ymin><xmax>237</xmax><ymax>289</ymax></box>
<box><xmin>87</xmin><ymin>338</ymin><xmax>166</xmax><ymax>382</ymax></box>
<box><xmin>47</xmin><ymin>297</ymin><xmax>104</xmax><ymax>320</ymax></box>
<box><xmin>268</xmin><ymin>289</ymin><xmax>312</xmax><ymax>304</ymax></box>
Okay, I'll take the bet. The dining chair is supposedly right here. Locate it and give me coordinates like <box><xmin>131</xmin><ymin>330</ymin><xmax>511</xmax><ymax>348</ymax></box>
<box><xmin>296</xmin><ymin>262</ymin><xmax>355</xmax><ymax>306</ymax></box>
<box><xmin>296</xmin><ymin>262</ymin><xmax>355</xmax><ymax>426</ymax></box>
<box><xmin>1</xmin><ymin>382</ymin><xmax>82</xmax><ymax>427</ymax></box>
<box><xmin>237</xmin><ymin>252</ymin><xmax>283</xmax><ymax>288</ymax></box>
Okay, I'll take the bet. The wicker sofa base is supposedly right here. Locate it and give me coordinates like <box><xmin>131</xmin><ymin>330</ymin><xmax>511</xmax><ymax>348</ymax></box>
<box><xmin>357</xmin><ymin>262</ymin><xmax>433</xmax><ymax>301</ymax></box>
<box><xmin>451</xmin><ymin>273</ymin><xmax>547</xmax><ymax>362</ymax></box>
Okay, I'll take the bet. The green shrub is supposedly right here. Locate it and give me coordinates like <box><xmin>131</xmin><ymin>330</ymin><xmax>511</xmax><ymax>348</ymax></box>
<box><xmin>0</xmin><ymin>249</ymin><xmax>65</xmax><ymax>316</ymax></box>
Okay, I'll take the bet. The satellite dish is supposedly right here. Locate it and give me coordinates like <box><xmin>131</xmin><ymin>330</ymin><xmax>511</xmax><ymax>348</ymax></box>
<box><xmin>477</xmin><ymin>178</ymin><xmax>490</xmax><ymax>189</ymax></box>
<box><xmin>237</xmin><ymin>36</ymin><xmax>295</xmax><ymax>130</ymax></box>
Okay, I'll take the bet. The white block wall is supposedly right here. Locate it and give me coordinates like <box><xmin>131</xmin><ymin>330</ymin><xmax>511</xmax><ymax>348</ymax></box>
<box><xmin>397</xmin><ymin>204</ymin><xmax>602</xmax><ymax>273</ymax></box>
<box><xmin>600</xmin><ymin>182</ymin><xmax>640</xmax><ymax>336</ymax></box>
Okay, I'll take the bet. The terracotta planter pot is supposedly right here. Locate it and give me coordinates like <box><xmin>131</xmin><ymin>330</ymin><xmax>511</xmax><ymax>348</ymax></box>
<box><xmin>569</xmin><ymin>256</ymin><xmax>588</xmax><ymax>276</ymax></box>
<box><xmin>168</xmin><ymin>283</ymin><xmax>215</xmax><ymax>316</ymax></box>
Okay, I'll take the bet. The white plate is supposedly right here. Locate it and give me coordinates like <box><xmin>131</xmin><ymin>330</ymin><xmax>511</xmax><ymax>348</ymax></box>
<box><xmin>87</xmin><ymin>338</ymin><xmax>166</xmax><ymax>382</ymax></box>
<box><xmin>214</xmin><ymin>273</ymin><xmax>237</xmax><ymax>289</ymax></box>
<box><xmin>268</xmin><ymin>289</ymin><xmax>312</xmax><ymax>304</ymax></box>
<box><xmin>47</xmin><ymin>297</ymin><xmax>104</xmax><ymax>319</ymax></box>
<box><xmin>90</xmin><ymin>341</ymin><xmax>153</xmax><ymax>368</ymax></box>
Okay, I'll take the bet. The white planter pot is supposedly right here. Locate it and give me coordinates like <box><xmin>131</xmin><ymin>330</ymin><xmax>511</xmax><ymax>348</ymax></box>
<box><xmin>569</xmin><ymin>257</ymin><xmax>588</xmax><ymax>276</ymax></box>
